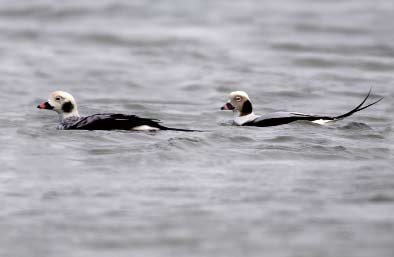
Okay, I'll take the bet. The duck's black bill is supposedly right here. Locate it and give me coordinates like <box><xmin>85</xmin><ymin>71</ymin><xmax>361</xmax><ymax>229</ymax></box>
<box><xmin>37</xmin><ymin>101</ymin><xmax>53</xmax><ymax>110</ymax></box>
<box><xmin>221</xmin><ymin>103</ymin><xmax>235</xmax><ymax>110</ymax></box>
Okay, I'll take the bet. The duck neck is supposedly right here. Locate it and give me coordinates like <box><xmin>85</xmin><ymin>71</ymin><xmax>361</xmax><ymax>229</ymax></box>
<box><xmin>233</xmin><ymin>111</ymin><xmax>258</xmax><ymax>125</ymax></box>
<box><xmin>59</xmin><ymin>110</ymin><xmax>80</xmax><ymax>121</ymax></box>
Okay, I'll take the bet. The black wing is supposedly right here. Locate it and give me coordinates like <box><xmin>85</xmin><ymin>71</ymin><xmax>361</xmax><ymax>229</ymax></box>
<box><xmin>244</xmin><ymin>112</ymin><xmax>334</xmax><ymax>127</ymax></box>
<box><xmin>244</xmin><ymin>89</ymin><xmax>383</xmax><ymax>127</ymax></box>
<box><xmin>66</xmin><ymin>113</ymin><xmax>167</xmax><ymax>130</ymax></box>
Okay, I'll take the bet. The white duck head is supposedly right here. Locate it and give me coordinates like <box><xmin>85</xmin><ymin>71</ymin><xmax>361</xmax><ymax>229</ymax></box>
<box><xmin>221</xmin><ymin>91</ymin><xmax>254</xmax><ymax>116</ymax></box>
<box><xmin>37</xmin><ymin>91</ymin><xmax>80</xmax><ymax>120</ymax></box>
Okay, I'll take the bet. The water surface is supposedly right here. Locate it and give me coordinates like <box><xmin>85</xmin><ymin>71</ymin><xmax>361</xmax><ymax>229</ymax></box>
<box><xmin>0</xmin><ymin>1</ymin><xmax>393</xmax><ymax>257</ymax></box>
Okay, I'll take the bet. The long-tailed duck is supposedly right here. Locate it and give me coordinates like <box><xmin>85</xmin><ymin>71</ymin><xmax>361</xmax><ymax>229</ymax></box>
<box><xmin>37</xmin><ymin>91</ymin><xmax>195</xmax><ymax>131</ymax></box>
<box><xmin>220</xmin><ymin>89</ymin><xmax>383</xmax><ymax>127</ymax></box>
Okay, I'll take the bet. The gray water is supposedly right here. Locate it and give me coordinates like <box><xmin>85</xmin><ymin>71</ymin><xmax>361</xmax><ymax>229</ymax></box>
<box><xmin>1</xmin><ymin>0</ymin><xmax>394</xmax><ymax>256</ymax></box>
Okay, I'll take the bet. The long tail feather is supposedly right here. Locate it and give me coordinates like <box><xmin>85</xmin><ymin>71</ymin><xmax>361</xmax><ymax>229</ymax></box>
<box><xmin>334</xmin><ymin>88</ymin><xmax>382</xmax><ymax>120</ymax></box>
<box><xmin>159</xmin><ymin>125</ymin><xmax>203</xmax><ymax>132</ymax></box>
<box><xmin>349</xmin><ymin>96</ymin><xmax>384</xmax><ymax>113</ymax></box>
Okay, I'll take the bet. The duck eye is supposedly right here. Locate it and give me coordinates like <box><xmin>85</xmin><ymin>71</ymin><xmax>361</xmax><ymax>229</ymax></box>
<box><xmin>235</xmin><ymin>96</ymin><xmax>241</xmax><ymax>102</ymax></box>
<box><xmin>55</xmin><ymin>97</ymin><xmax>61</xmax><ymax>101</ymax></box>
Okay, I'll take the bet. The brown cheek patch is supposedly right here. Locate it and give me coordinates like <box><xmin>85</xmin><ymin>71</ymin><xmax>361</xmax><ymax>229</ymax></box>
<box><xmin>62</xmin><ymin>102</ymin><xmax>74</xmax><ymax>113</ymax></box>
<box><xmin>241</xmin><ymin>100</ymin><xmax>253</xmax><ymax>114</ymax></box>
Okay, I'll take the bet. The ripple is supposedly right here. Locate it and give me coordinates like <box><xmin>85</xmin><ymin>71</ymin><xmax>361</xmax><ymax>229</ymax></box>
<box><xmin>292</xmin><ymin>57</ymin><xmax>339</xmax><ymax>68</ymax></box>
<box><xmin>265</xmin><ymin>135</ymin><xmax>296</xmax><ymax>143</ymax></box>
<box><xmin>229</xmin><ymin>135</ymin><xmax>256</xmax><ymax>143</ymax></box>
<box><xmin>1</xmin><ymin>1</ymin><xmax>394</xmax><ymax>256</ymax></box>
<box><xmin>368</xmin><ymin>193</ymin><xmax>394</xmax><ymax>203</ymax></box>
<box><xmin>294</xmin><ymin>23</ymin><xmax>368</xmax><ymax>35</ymax></box>
<box><xmin>338</xmin><ymin>122</ymin><xmax>373</xmax><ymax>130</ymax></box>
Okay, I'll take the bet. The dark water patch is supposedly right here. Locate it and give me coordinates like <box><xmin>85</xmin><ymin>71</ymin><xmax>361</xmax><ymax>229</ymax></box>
<box><xmin>181</xmin><ymin>83</ymin><xmax>207</xmax><ymax>92</ymax></box>
<box><xmin>149</xmin><ymin>136</ymin><xmax>206</xmax><ymax>153</ymax></box>
<box><xmin>256</xmin><ymin>145</ymin><xmax>354</xmax><ymax>161</ymax></box>
<box><xmin>272</xmin><ymin>42</ymin><xmax>394</xmax><ymax>59</ymax></box>
<box><xmin>86</xmin><ymin>148</ymin><xmax>124</xmax><ymax>155</ymax></box>
<box><xmin>271</xmin><ymin>42</ymin><xmax>313</xmax><ymax>53</ymax></box>
<box><xmin>313</xmin><ymin>72</ymin><xmax>374</xmax><ymax>83</ymax></box>
<box><xmin>136</xmin><ymin>99</ymin><xmax>201</xmax><ymax>106</ymax></box>
<box><xmin>292</xmin><ymin>57</ymin><xmax>339</xmax><ymax>68</ymax></box>
<box><xmin>228</xmin><ymin>135</ymin><xmax>256</xmax><ymax>143</ymax></box>
<box><xmin>304</xmin><ymin>144</ymin><xmax>349</xmax><ymax>157</ymax></box>
<box><xmin>274</xmin><ymin>90</ymin><xmax>313</xmax><ymax>98</ymax></box>
<box><xmin>122</xmin><ymin>103</ymin><xmax>149</xmax><ymax>111</ymax></box>
<box><xmin>363</xmin><ymin>115</ymin><xmax>391</xmax><ymax>123</ymax></box>
<box><xmin>292</xmin><ymin>55</ymin><xmax>394</xmax><ymax>72</ymax></box>
<box><xmin>359</xmin><ymin>60</ymin><xmax>394</xmax><ymax>72</ymax></box>
<box><xmin>346</xmin><ymin>133</ymin><xmax>385</xmax><ymax>140</ymax></box>
<box><xmin>257</xmin><ymin>144</ymin><xmax>297</xmax><ymax>152</ymax></box>
<box><xmin>41</xmin><ymin>191</ymin><xmax>61</xmax><ymax>201</ymax></box>
<box><xmin>0</xmin><ymin>28</ymin><xmax>41</xmax><ymax>41</ymax></box>
<box><xmin>0</xmin><ymin>5</ymin><xmax>51</xmax><ymax>18</ymax></box>
<box><xmin>70</xmin><ymin>30</ymin><xmax>204</xmax><ymax>49</ymax></box>
<box><xmin>5</xmin><ymin>192</ymin><xmax>31</xmax><ymax>198</ymax></box>
<box><xmin>265</xmin><ymin>135</ymin><xmax>296</xmax><ymax>143</ymax></box>
<box><xmin>13</xmin><ymin>209</ymin><xmax>45</xmax><ymax>217</ymax></box>
<box><xmin>294</xmin><ymin>23</ymin><xmax>368</xmax><ymax>35</ymax></box>
<box><xmin>337</xmin><ymin>122</ymin><xmax>373</xmax><ymax>131</ymax></box>
<box><xmin>167</xmin><ymin>137</ymin><xmax>205</xmax><ymax>148</ymax></box>
<box><xmin>81</xmin><ymin>33</ymin><xmax>168</xmax><ymax>48</ymax></box>
<box><xmin>363</xmin><ymin>147</ymin><xmax>391</xmax><ymax>157</ymax></box>
<box><xmin>41</xmin><ymin>188</ymin><xmax>86</xmax><ymax>200</ymax></box>
<box><xmin>368</xmin><ymin>193</ymin><xmax>394</xmax><ymax>203</ymax></box>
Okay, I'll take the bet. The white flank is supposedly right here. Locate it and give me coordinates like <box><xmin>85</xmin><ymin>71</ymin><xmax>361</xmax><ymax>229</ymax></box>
<box><xmin>234</xmin><ymin>112</ymin><xmax>259</xmax><ymax>125</ymax></box>
<box><xmin>132</xmin><ymin>125</ymin><xmax>160</xmax><ymax>131</ymax></box>
<box><xmin>312</xmin><ymin>119</ymin><xmax>335</xmax><ymax>125</ymax></box>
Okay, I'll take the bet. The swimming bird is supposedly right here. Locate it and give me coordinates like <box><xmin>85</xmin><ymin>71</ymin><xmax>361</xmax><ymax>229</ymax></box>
<box><xmin>37</xmin><ymin>91</ymin><xmax>195</xmax><ymax>131</ymax></box>
<box><xmin>220</xmin><ymin>89</ymin><xmax>383</xmax><ymax>127</ymax></box>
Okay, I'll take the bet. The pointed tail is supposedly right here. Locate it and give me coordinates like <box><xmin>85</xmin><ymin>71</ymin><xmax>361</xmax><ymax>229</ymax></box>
<box><xmin>334</xmin><ymin>88</ymin><xmax>383</xmax><ymax>120</ymax></box>
<box><xmin>159</xmin><ymin>125</ymin><xmax>203</xmax><ymax>132</ymax></box>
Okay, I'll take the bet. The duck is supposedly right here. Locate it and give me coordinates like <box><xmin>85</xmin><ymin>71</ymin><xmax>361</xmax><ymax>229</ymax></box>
<box><xmin>220</xmin><ymin>89</ymin><xmax>383</xmax><ymax>127</ymax></box>
<box><xmin>37</xmin><ymin>91</ymin><xmax>195</xmax><ymax>131</ymax></box>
